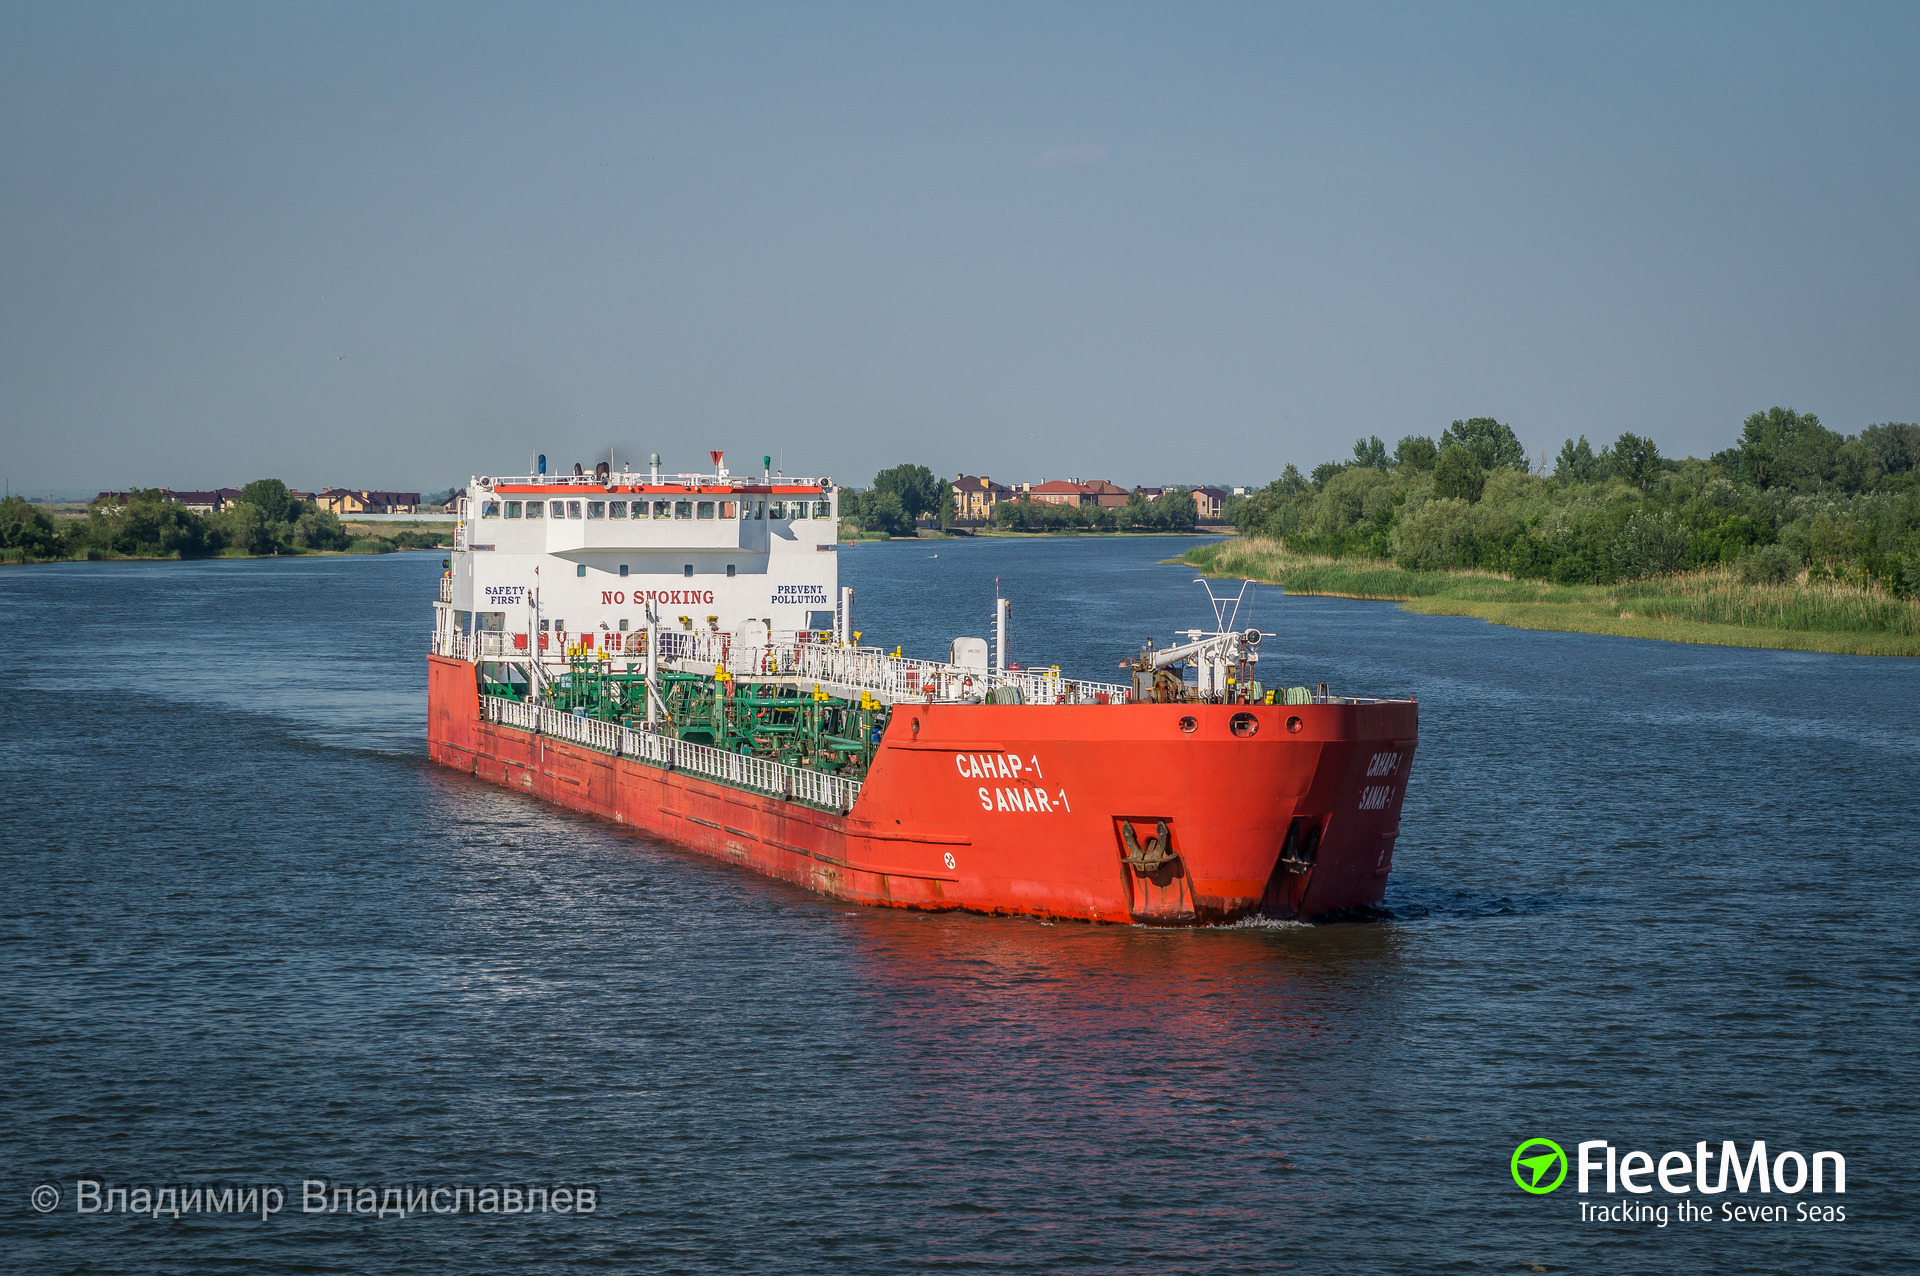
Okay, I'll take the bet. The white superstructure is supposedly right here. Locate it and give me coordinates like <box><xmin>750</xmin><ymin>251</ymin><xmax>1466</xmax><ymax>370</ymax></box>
<box><xmin>426</xmin><ymin>451</ymin><xmax>1136</xmax><ymax>710</ymax></box>
<box><xmin>437</xmin><ymin>455</ymin><xmax>844</xmax><ymax>657</ymax></box>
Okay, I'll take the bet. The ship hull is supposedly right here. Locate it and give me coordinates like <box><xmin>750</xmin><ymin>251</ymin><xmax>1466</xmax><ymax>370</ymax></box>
<box><xmin>428</xmin><ymin>655</ymin><xmax>1416</xmax><ymax>924</ymax></box>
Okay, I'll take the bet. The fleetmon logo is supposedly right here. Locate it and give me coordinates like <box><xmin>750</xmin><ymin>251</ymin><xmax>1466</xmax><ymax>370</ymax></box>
<box><xmin>1511</xmin><ymin>1139</ymin><xmax>1568</xmax><ymax>1194</ymax></box>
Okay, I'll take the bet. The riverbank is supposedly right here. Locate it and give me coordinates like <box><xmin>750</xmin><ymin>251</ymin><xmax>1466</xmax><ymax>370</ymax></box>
<box><xmin>2</xmin><ymin>542</ymin><xmax>443</xmax><ymax>565</ymax></box>
<box><xmin>1182</xmin><ymin>538</ymin><xmax>1920</xmax><ymax>657</ymax></box>
<box><xmin>840</xmin><ymin>527</ymin><xmax>1233</xmax><ymax>542</ymax></box>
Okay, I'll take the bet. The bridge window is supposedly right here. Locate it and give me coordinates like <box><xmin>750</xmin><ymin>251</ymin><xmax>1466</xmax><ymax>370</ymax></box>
<box><xmin>586</xmin><ymin>501</ymin><xmax>605</xmax><ymax>519</ymax></box>
<box><xmin>674</xmin><ymin>500</ymin><xmax>692</xmax><ymax>519</ymax></box>
<box><xmin>754</xmin><ymin>501</ymin><xmax>765</xmax><ymax>519</ymax></box>
<box><xmin>480</xmin><ymin>501</ymin><xmax>500</xmax><ymax>518</ymax></box>
<box><xmin>790</xmin><ymin>501</ymin><xmax>808</xmax><ymax>520</ymax></box>
<box><xmin>769</xmin><ymin>500</ymin><xmax>786</xmax><ymax>519</ymax></box>
<box><xmin>525</xmin><ymin>500</ymin><xmax>542</xmax><ymax>519</ymax></box>
<box><xmin>504</xmin><ymin>501</ymin><xmax>522</xmax><ymax>518</ymax></box>
<box><xmin>609</xmin><ymin>501</ymin><xmax>627</xmax><ymax>517</ymax></box>
<box><xmin>549</xmin><ymin>501</ymin><xmax>565</xmax><ymax>518</ymax></box>
<box><xmin>813</xmin><ymin>500</ymin><xmax>830</xmax><ymax>517</ymax></box>
<box><xmin>567</xmin><ymin>501</ymin><xmax>582</xmax><ymax>519</ymax></box>
<box><xmin>697</xmin><ymin>501</ymin><xmax>715</xmax><ymax>519</ymax></box>
<box><xmin>719</xmin><ymin>501</ymin><xmax>736</xmax><ymax>518</ymax></box>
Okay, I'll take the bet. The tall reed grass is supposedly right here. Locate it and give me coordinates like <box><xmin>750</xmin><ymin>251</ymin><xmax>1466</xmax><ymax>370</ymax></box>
<box><xmin>1184</xmin><ymin>538</ymin><xmax>1920</xmax><ymax>652</ymax></box>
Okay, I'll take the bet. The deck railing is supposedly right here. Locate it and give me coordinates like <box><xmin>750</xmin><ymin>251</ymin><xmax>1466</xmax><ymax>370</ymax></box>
<box><xmin>659</xmin><ymin>627</ymin><xmax>1130</xmax><ymax>706</ymax></box>
<box><xmin>481</xmin><ymin>694</ymin><xmax>862</xmax><ymax>813</ymax></box>
<box><xmin>441</xmin><ymin>625</ymin><xmax>1129</xmax><ymax>705</ymax></box>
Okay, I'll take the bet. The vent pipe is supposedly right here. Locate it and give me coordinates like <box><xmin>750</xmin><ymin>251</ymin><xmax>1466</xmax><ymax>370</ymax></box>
<box><xmin>995</xmin><ymin>596</ymin><xmax>1009</xmax><ymax>674</ymax></box>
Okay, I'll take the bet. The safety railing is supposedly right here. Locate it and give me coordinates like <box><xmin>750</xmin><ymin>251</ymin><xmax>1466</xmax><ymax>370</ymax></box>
<box><xmin>446</xmin><ymin>628</ymin><xmax>1408</xmax><ymax>708</ymax></box>
<box><xmin>486</xmin><ymin>697</ymin><xmax>540</xmax><ymax>730</ymax></box>
<box><xmin>433</xmin><ymin>630</ymin><xmax>536</xmax><ymax>661</ymax></box>
<box><xmin>479</xmin><ymin>695</ymin><xmax>863</xmax><ymax>813</ymax></box>
<box><xmin>713</xmin><ymin>631</ymin><xmax>1129</xmax><ymax>706</ymax></box>
<box><xmin>445</xmin><ymin>625</ymin><xmax>1132</xmax><ymax>705</ymax></box>
<box><xmin>535</xmin><ymin>705</ymin><xmax>622</xmax><ymax>753</ymax></box>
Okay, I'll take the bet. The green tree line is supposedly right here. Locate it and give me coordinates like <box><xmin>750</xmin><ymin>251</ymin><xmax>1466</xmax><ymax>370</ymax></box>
<box><xmin>838</xmin><ymin>463</ymin><xmax>1200</xmax><ymax>535</ymax></box>
<box><xmin>1</xmin><ymin>479</ymin><xmax>449</xmax><ymax>562</ymax></box>
<box><xmin>839</xmin><ymin>464</ymin><xmax>951</xmax><ymax>536</ymax></box>
<box><xmin>1228</xmin><ymin>411</ymin><xmax>1920</xmax><ymax>595</ymax></box>
<box><xmin>990</xmin><ymin>487</ymin><xmax>1197</xmax><ymax>533</ymax></box>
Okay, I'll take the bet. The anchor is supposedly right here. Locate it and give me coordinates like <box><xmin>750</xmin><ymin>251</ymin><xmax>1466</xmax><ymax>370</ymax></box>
<box><xmin>1121</xmin><ymin>819</ymin><xmax>1177</xmax><ymax>871</ymax></box>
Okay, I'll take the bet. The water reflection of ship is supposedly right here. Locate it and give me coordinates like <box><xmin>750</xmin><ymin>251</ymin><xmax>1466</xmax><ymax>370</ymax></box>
<box><xmin>839</xmin><ymin>910</ymin><xmax>1406</xmax><ymax>1082</ymax></box>
<box><xmin>814</xmin><ymin>910</ymin><xmax>1408</xmax><ymax>1250</ymax></box>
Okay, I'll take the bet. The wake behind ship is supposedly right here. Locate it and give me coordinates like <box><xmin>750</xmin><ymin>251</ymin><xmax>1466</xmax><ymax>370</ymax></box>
<box><xmin>427</xmin><ymin>454</ymin><xmax>1417</xmax><ymax>924</ymax></box>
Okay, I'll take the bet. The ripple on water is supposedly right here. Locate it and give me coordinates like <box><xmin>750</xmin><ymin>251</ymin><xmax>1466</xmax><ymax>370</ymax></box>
<box><xmin>1</xmin><ymin>545</ymin><xmax>1915</xmax><ymax>1272</ymax></box>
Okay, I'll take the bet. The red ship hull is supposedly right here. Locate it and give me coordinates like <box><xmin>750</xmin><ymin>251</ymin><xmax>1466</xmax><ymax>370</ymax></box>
<box><xmin>428</xmin><ymin>655</ymin><xmax>1417</xmax><ymax>924</ymax></box>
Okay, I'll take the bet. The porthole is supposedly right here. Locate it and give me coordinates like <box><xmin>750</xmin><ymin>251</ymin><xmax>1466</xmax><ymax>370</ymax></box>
<box><xmin>1230</xmin><ymin>712</ymin><xmax>1258</xmax><ymax>738</ymax></box>
<box><xmin>1178</xmin><ymin>715</ymin><xmax>1198</xmax><ymax>733</ymax></box>
<box><xmin>1287</xmin><ymin>716</ymin><xmax>1304</xmax><ymax>734</ymax></box>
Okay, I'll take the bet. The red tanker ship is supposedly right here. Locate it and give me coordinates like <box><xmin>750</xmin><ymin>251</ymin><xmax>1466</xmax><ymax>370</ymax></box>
<box><xmin>428</xmin><ymin>454</ymin><xmax>1416</xmax><ymax>924</ymax></box>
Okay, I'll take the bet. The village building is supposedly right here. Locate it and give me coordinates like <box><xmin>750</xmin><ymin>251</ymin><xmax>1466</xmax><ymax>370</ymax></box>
<box><xmin>175</xmin><ymin>490</ymin><xmax>226</xmax><ymax>513</ymax></box>
<box><xmin>318</xmin><ymin>488</ymin><xmax>423</xmax><ymax>515</ymax></box>
<box><xmin>950</xmin><ymin>474</ymin><xmax>1011</xmax><ymax>522</ymax></box>
<box><xmin>1026</xmin><ymin>479</ymin><xmax>1092</xmax><ymax>507</ymax></box>
<box><xmin>1192</xmin><ymin>486</ymin><xmax>1229</xmax><ymax>521</ymax></box>
<box><xmin>93</xmin><ymin>490</ymin><xmax>168</xmax><ymax>506</ymax></box>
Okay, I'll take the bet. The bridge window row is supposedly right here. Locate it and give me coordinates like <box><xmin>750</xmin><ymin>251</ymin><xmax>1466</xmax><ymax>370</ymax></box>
<box><xmin>478</xmin><ymin>498</ymin><xmax>831</xmax><ymax>521</ymax></box>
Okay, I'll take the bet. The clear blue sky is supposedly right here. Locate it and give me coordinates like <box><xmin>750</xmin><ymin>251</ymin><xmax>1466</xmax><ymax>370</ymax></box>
<box><xmin>3</xmin><ymin>2</ymin><xmax>1916</xmax><ymax>494</ymax></box>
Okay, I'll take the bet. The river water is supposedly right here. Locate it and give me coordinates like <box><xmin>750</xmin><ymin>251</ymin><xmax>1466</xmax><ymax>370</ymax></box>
<box><xmin>3</xmin><ymin>537</ymin><xmax>1915</xmax><ymax>1273</ymax></box>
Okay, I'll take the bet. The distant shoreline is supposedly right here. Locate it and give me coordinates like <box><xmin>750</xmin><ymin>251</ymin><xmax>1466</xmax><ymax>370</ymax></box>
<box><xmin>1</xmin><ymin>545</ymin><xmax>444</xmax><ymax>566</ymax></box>
<box><xmin>842</xmin><ymin>528</ymin><xmax>1234</xmax><ymax>542</ymax></box>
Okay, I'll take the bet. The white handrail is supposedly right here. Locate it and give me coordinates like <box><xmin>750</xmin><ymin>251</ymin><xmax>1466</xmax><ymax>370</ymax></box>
<box><xmin>480</xmin><ymin>695</ymin><xmax>863</xmax><ymax>812</ymax></box>
<box><xmin>441</xmin><ymin>625</ymin><xmax>1130</xmax><ymax>704</ymax></box>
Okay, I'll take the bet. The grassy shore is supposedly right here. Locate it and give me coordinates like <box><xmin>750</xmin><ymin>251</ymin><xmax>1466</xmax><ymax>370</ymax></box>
<box><xmin>1182</xmin><ymin>538</ymin><xmax>1920</xmax><ymax>657</ymax></box>
<box><xmin>839</xmin><ymin>527</ymin><xmax>1224</xmax><ymax>541</ymax></box>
